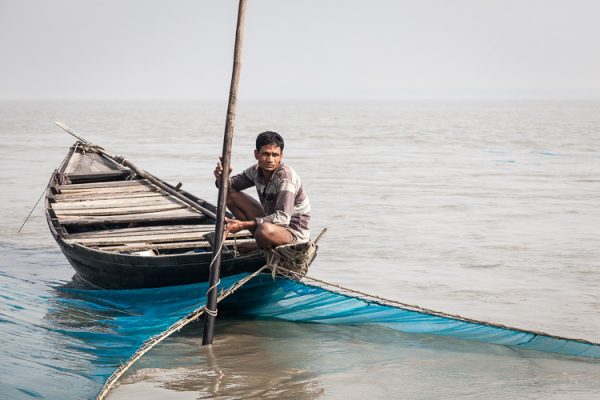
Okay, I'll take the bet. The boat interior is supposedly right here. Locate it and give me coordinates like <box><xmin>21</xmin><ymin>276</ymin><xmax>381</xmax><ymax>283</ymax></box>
<box><xmin>46</xmin><ymin>144</ymin><xmax>255</xmax><ymax>256</ymax></box>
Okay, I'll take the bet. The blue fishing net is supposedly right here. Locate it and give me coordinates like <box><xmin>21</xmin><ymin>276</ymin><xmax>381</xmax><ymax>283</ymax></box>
<box><xmin>3</xmin><ymin>271</ymin><xmax>599</xmax><ymax>400</ymax></box>
<box><xmin>221</xmin><ymin>274</ymin><xmax>600</xmax><ymax>359</ymax></box>
<box><xmin>44</xmin><ymin>274</ymin><xmax>246</xmax><ymax>399</ymax></box>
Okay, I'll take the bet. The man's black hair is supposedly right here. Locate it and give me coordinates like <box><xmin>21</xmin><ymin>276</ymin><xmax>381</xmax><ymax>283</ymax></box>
<box><xmin>256</xmin><ymin>131</ymin><xmax>284</xmax><ymax>151</ymax></box>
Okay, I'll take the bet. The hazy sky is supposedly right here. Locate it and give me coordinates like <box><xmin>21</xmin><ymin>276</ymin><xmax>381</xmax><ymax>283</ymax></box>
<box><xmin>1</xmin><ymin>0</ymin><xmax>599</xmax><ymax>100</ymax></box>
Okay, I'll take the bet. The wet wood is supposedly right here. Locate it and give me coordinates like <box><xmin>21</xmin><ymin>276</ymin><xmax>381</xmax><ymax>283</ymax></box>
<box><xmin>96</xmin><ymin>238</ymin><xmax>256</xmax><ymax>253</ymax></box>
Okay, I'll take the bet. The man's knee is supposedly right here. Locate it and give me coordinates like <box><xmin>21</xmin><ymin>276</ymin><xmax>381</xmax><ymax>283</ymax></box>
<box><xmin>254</xmin><ymin>223</ymin><xmax>292</xmax><ymax>249</ymax></box>
<box><xmin>255</xmin><ymin>222</ymin><xmax>275</xmax><ymax>239</ymax></box>
<box><xmin>226</xmin><ymin>191</ymin><xmax>242</xmax><ymax>207</ymax></box>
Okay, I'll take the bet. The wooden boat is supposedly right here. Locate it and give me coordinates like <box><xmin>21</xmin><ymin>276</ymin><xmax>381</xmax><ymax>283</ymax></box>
<box><xmin>45</xmin><ymin>141</ymin><xmax>265</xmax><ymax>289</ymax></box>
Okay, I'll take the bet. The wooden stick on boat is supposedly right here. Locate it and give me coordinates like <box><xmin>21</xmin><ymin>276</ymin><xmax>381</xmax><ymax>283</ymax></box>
<box><xmin>54</xmin><ymin>121</ymin><xmax>217</xmax><ymax>220</ymax></box>
<box><xmin>202</xmin><ymin>0</ymin><xmax>248</xmax><ymax>346</ymax></box>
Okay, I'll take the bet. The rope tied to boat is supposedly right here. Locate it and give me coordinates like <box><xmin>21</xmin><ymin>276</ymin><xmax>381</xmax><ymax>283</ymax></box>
<box><xmin>112</xmin><ymin>155</ymin><xmax>130</xmax><ymax>168</ymax></box>
<box><xmin>265</xmin><ymin>227</ymin><xmax>327</xmax><ymax>279</ymax></box>
<box><xmin>203</xmin><ymin>231</ymin><xmax>229</xmax><ymax>318</ymax></box>
<box><xmin>265</xmin><ymin>241</ymin><xmax>318</xmax><ymax>279</ymax></box>
<box><xmin>96</xmin><ymin>263</ymin><xmax>270</xmax><ymax>400</ymax></box>
<box><xmin>74</xmin><ymin>141</ymin><xmax>104</xmax><ymax>155</ymax></box>
<box><xmin>96</xmin><ymin>229</ymin><xmax>327</xmax><ymax>399</ymax></box>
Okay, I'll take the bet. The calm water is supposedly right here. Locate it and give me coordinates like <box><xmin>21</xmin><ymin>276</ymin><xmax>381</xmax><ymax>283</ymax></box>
<box><xmin>1</xmin><ymin>100</ymin><xmax>600</xmax><ymax>399</ymax></box>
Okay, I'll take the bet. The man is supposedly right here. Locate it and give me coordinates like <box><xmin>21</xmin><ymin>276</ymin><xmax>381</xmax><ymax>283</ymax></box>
<box><xmin>214</xmin><ymin>131</ymin><xmax>310</xmax><ymax>249</ymax></box>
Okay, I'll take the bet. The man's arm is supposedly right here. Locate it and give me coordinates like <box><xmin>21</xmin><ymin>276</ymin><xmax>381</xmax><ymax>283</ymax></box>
<box><xmin>214</xmin><ymin>161</ymin><xmax>255</xmax><ymax>191</ymax></box>
<box><xmin>225</xmin><ymin>217</ymin><xmax>256</xmax><ymax>233</ymax></box>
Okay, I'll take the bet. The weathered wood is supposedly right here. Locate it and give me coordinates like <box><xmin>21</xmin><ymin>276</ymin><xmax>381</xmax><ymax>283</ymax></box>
<box><xmin>65</xmin><ymin>151</ymin><xmax>122</xmax><ymax>175</ymax></box>
<box><xmin>51</xmin><ymin>195</ymin><xmax>179</xmax><ymax>210</ymax></box>
<box><xmin>58</xmin><ymin>185</ymin><xmax>156</xmax><ymax>195</ymax></box>
<box><xmin>57</xmin><ymin>208</ymin><xmax>204</xmax><ymax>225</ymax></box>
<box><xmin>47</xmin><ymin>127</ymin><xmax>270</xmax><ymax>292</ymax></box>
<box><xmin>65</xmin><ymin>171</ymin><xmax>129</xmax><ymax>182</ymax></box>
<box><xmin>63</xmin><ymin>152</ymin><xmax>82</xmax><ymax>174</ymax></box>
<box><xmin>67</xmin><ymin>230</ymin><xmax>252</xmax><ymax>246</ymax></box>
<box><xmin>54</xmin><ymin>192</ymin><xmax>167</xmax><ymax>202</ymax></box>
<box><xmin>54</xmin><ymin>203</ymin><xmax>187</xmax><ymax>217</ymax></box>
<box><xmin>58</xmin><ymin>183</ymin><xmax>153</xmax><ymax>193</ymax></box>
<box><xmin>67</xmin><ymin>224</ymin><xmax>218</xmax><ymax>239</ymax></box>
<box><xmin>55</xmin><ymin>123</ymin><xmax>217</xmax><ymax>220</ymax></box>
<box><xmin>58</xmin><ymin>179</ymin><xmax>149</xmax><ymax>190</ymax></box>
<box><xmin>96</xmin><ymin>238</ymin><xmax>256</xmax><ymax>253</ymax></box>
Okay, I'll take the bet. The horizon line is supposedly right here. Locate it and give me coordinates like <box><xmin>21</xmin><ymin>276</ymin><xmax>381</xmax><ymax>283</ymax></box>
<box><xmin>2</xmin><ymin>97</ymin><xmax>600</xmax><ymax>102</ymax></box>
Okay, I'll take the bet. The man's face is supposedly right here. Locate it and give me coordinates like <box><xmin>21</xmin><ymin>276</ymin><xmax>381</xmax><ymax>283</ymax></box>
<box><xmin>254</xmin><ymin>144</ymin><xmax>282</xmax><ymax>173</ymax></box>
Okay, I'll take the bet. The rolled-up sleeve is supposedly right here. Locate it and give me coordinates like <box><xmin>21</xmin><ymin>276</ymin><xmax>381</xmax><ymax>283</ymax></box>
<box><xmin>230</xmin><ymin>171</ymin><xmax>255</xmax><ymax>192</ymax></box>
<box><xmin>215</xmin><ymin>171</ymin><xmax>254</xmax><ymax>192</ymax></box>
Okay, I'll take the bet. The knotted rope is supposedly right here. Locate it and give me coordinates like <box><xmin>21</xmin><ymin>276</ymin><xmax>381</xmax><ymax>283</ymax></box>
<box><xmin>265</xmin><ymin>241</ymin><xmax>318</xmax><ymax>279</ymax></box>
<box><xmin>265</xmin><ymin>227</ymin><xmax>327</xmax><ymax>279</ymax></box>
<box><xmin>74</xmin><ymin>141</ymin><xmax>104</xmax><ymax>155</ymax></box>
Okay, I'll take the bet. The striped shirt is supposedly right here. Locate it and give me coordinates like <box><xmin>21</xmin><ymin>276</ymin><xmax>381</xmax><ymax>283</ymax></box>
<box><xmin>230</xmin><ymin>162</ymin><xmax>311</xmax><ymax>242</ymax></box>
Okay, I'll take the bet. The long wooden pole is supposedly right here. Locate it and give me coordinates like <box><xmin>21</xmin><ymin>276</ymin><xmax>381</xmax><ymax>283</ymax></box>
<box><xmin>202</xmin><ymin>0</ymin><xmax>247</xmax><ymax>346</ymax></box>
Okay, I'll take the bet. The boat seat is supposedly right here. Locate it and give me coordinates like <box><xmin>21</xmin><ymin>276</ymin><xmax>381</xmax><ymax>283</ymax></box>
<box><xmin>65</xmin><ymin>225</ymin><xmax>253</xmax><ymax>253</ymax></box>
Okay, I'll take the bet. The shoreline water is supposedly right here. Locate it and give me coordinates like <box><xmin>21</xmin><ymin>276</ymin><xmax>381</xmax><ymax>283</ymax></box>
<box><xmin>1</xmin><ymin>100</ymin><xmax>599</xmax><ymax>399</ymax></box>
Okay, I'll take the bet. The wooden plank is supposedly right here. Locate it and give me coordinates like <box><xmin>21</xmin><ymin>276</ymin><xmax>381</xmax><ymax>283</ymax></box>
<box><xmin>66</xmin><ymin>172</ymin><xmax>129</xmax><ymax>182</ymax></box>
<box><xmin>58</xmin><ymin>179</ymin><xmax>149</xmax><ymax>190</ymax></box>
<box><xmin>75</xmin><ymin>152</ymin><xmax>122</xmax><ymax>175</ymax></box>
<box><xmin>95</xmin><ymin>238</ymin><xmax>256</xmax><ymax>253</ymax></box>
<box><xmin>57</xmin><ymin>208</ymin><xmax>205</xmax><ymax>225</ymax></box>
<box><xmin>51</xmin><ymin>195</ymin><xmax>179</xmax><ymax>210</ymax></box>
<box><xmin>54</xmin><ymin>203</ymin><xmax>187</xmax><ymax>217</ymax></box>
<box><xmin>58</xmin><ymin>185</ymin><xmax>156</xmax><ymax>195</ymax></box>
<box><xmin>67</xmin><ymin>230</ymin><xmax>252</xmax><ymax>246</ymax></box>
<box><xmin>68</xmin><ymin>224</ymin><xmax>217</xmax><ymax>239</ymax></box>
<box><xmin>55</xmin><ymin>192</ymin><xmax>167</xmax><ymax>202</ymax></box>
<box><xmin>59</xmin><ymin>183</ymin><xmax>154</xmax><ymax>193</ymax></box>
<box><xmin>63</xmin><ymin>152</ymin><xmax>83</xmax><ymax>174</ymax></box>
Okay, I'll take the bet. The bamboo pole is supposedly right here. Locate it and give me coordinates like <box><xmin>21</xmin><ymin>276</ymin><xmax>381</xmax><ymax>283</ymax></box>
<box><xmin>202</xmin><ymin>0</ymin><xmax>247</xmax><ymax>346</ymax></box>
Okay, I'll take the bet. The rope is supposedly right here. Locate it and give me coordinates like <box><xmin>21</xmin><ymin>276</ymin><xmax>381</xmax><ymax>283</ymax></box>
<box><xmin>79</xmin><ymin>142</ymin><xmax>104</xmax><ymax>154</ymax></box>
<box><xmin>278</xmin><ymin>272</ymin><xmax>600</xmax><ymax>347</ymax></box>
<box><xmin>96</xmin><ymin>229</ymin><xmax>324</xmax><ymax>398</ymax></box>
<box><xmin>203</xmin><ymin>233</ymin><xmax>228</xmax><ymax>317</ymax></box>
<box><xmin>95</xmin><ymin>237</ymin><xmax>600</xmax><ymax>399</ymax></box>
<box><xmin>96</xmin><ymin>264</ymin><xmax>270</xmax><ymax>400</ymax></box>
<box><xmin>264</xmin><ymin>228</ymin><xmax>326</xmax><ymax>279</ymax></box>
<box><xmin>17</xmin><ymin>188</ymin><xmax>47</xmax><ymax>234</ymax></box>
<box><xmin>17</xmin><ymin>148</ymin><xmax>73</xmax><ymax>233</ymax></box>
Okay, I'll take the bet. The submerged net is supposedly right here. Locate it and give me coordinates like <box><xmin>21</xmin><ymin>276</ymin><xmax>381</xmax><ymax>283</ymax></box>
<box><xmin>46</xmin><ymin>272</ymin><xmax>261</xmax><ymax>399</ymax></box>
<box><xmin>42</xmin><ymin>266</ymin><xmax>600</xmax><ymax>399</ymax></box>
<box><xmin>221</xmin><ymin>273</ymin><xmax>600</xmax><ymax>359</ymax></box>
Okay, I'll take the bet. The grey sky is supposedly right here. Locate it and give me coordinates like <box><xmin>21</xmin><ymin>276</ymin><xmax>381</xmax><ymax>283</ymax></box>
<box><xmin>1</xmin><ymin>0</ymin><xmax>599</xmax><ymax>100</ymax></box>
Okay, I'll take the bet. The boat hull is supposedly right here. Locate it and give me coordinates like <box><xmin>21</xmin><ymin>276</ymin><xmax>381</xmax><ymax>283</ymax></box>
<box><xmin>56</xmin><ymin>236</ymin><xmax>265</xmax><ymax>289</ymax></box>
<box><xmin>45</xmin><ymin>142</ymin><xmax>267</xmax><ymax>289</ymax></box>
